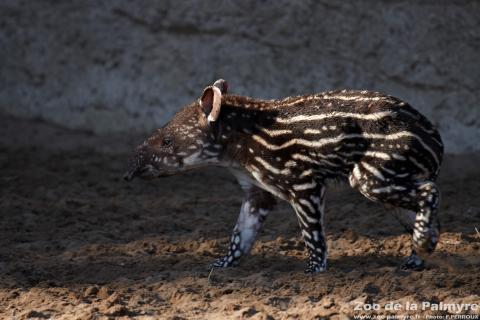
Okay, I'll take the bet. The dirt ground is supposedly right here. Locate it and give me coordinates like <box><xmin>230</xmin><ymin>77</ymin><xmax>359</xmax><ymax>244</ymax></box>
<box><xmin>0</xmin><ymin>115</ymin><xmax>479</xmax><ymax>320</ymax></box>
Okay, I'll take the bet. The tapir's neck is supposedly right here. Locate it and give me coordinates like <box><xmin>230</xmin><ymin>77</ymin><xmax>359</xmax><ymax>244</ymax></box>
<box><xmin>212</xmin><ymin>95</ymin><xmax>279</xmax><ymax>166</ymax></box>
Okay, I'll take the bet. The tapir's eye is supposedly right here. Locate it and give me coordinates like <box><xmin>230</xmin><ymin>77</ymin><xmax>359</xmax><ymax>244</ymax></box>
<box><xmin>162</xmin><ymin>137</ymin><xmax>173</xmax><ymax>147</ymax></box>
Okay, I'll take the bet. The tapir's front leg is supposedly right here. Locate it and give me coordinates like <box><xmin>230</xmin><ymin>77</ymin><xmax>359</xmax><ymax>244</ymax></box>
<box><xmin>210</xmin><ymin>185</ymin><xmax>276</xmax><ymax>268</ymax></box>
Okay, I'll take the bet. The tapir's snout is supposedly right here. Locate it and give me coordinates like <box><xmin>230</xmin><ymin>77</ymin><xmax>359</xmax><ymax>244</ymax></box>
<box><xmin>123</xmin><ymin>145</ymin><xmax>146</xmax><ymax>182</ymax></box>
<box><xmin>123</xmin><ymin>155</ymin><xmax>141</xmax><ymax>181</ymax></box>
<box><xmin>123</xmin><ymin>143</ymin><xmax>160</xmax><ymax>181</ymax></box>
<box><xmin>123</xmin><ymin>168</ymin><xmax>137</xmax><ymax>181</ymax></box>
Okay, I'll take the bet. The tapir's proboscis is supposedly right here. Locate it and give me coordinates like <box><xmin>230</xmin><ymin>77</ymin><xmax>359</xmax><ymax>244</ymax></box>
<box><xmin>125</xmin><ymin>79</ymin><xmax>443</xmax><ymax>274</ymax></box>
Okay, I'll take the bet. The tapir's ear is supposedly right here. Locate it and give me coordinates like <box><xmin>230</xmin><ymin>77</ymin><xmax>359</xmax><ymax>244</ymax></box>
<box><xmin>200</xmin><ymin>79</ymin><xmax>228</xmax><ymax>123</ymax></box>
<box><xmin>213</xmin><ymin>79</ymin><xmax>228</xmax><ymax>94</ymax></box>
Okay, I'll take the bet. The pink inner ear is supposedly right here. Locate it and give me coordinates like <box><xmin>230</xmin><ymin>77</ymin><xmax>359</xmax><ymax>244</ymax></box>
<box><xmin>200</xmin><ymin>88</ymin><xmax>214</xmax><ymax>115</ymax></box>
<box><xmin>201</xmin><ymin>85</ymin><xmax>223</xmax><ymax>122</ymax></box>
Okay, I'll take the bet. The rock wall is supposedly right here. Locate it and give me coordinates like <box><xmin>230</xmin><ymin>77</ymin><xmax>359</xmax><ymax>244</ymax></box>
<box><xmin>1</xmin><ymin>0</ymin><xmax>479</xmax><ymax>153</ymax></box>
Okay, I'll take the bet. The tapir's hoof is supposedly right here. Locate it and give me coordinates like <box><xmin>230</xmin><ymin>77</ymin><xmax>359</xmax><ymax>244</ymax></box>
<box><xmin>304</xmin><ymin>260</ymin><xmax>327</xmax><ymax>275</ymax></box>
<box><xmin>400</xmin><ymin>253</ymin><xmax>425</xmax><ymax>271</ymax></box>
<box><xmin>208</xmin><ymin>256</ymin><xmax>238</xmax><ymax>270</ymax></box>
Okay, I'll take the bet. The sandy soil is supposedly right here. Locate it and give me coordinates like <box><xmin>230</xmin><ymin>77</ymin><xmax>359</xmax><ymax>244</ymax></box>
<box><xmin>0</xmin><ymin>115</ymin><xmax>479</xmax><ymax>319</ymax></box>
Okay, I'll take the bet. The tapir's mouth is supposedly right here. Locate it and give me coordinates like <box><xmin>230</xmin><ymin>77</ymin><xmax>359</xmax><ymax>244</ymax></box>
<box><xmin>123</xmin><ymin>165</ymin><xmax>179</xmax><ymax>181</ymax></box>
<box><xmin>123</xmin><ymin>167</ymin><xmax>141</xmax><ymax>181</ymax></box>
<box><xmin>123</xmin><ymin>160</ymin><xmax>216</xmax><ymax>182</ymax></box>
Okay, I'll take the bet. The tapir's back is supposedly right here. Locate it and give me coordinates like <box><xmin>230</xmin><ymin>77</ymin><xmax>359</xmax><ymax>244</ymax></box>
<box><xmin>233</xmin><ymin>89</ymin><xmax>444</xmax><ymax>182</ymax></box>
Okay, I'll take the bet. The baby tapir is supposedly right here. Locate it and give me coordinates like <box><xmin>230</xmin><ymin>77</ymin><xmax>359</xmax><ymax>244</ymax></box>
<box><xmin>124</xmin><ymin>79</ymin><xmax>443</xmax><ymax>274</ymax></box>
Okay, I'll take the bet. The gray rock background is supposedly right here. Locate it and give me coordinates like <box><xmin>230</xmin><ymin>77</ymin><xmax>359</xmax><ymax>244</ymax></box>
<box><xmin>1</xmin><ymin>0</ymin><xmax>479</xmax><ymax>153</ymax></box>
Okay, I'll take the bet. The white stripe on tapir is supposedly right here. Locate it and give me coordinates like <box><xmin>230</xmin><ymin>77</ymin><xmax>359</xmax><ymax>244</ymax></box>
<box><xmin>293</xmin><ymin>181</ymin><xmax>317</xmax><ymax>191</ymax></box>
<box><xmin>408</xmin><ymin>156</ymin><xmax>430</xmax><ymax>175</ymax></box>
<box><xmin>361</xmin><ymin>161</ymin><xmax>385</xmax><ymax>181</ymax></box>
<box><xmin>255</xmin><ymin>125</ymin><xmax>293</xmax><ymax>136</ymax></box>
<box><xmin>322</xmin><ymin>94</ymin><xmax>394</xmax><ymax>102</ymax></box>
<box><xmin>363</xmin><ymin>151</ymin><xmax>392</xmax><ymax>161</ymax></box>
<box><xmin>275</xmin><ymin>111</ymin><xmax>394</xmax><ymax>124</ymax></box>
<box><xmin>299</xmin><ymin>198</ymin><xmax>316</xmax><ymax>212</ymax></box>
<box><xmin>294</xmin><ymin>204</ymin><xmax>318</xmax><ymax>224</ymax></box>
<box><xmin>371</xmin><ymin>185</ymin><xmax>407</xmax><ymax>194</ymax></box>
<box><xmin>304</xmin><ymin>128</ymin><xmax>322</xmax><ymax>134</ymax></box>
<box><xmin>291</xmin><ymin>154</ymin><xmax>343</xmax><ymax>169</ymax></box>
<box><xmin>254</xmin><ymin>157</ymin><xmax>291</xmax><ymax>175</ymax></box>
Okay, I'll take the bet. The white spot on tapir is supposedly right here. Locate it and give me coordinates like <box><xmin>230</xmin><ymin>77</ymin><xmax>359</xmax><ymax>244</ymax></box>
<box><xmin>285</xmin><ymin>160</ymin><xmax>297</xmax><ymax>167</ymax></box>
<box><xmin>310</xmin><ymin>196</ymin><xmax>321</xmax><ymax>206</ymax></box>
<box><xmin>182</xmin><ymin>150</ymin><xmax>202</xmax><ymax>165</ymax></box>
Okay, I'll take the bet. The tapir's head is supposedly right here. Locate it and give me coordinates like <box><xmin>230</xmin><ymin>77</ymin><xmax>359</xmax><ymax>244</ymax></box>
<box><xmin>124</xmin><ymin>79</ymin><xmax>228</xmax><ymax>181</ymax></box>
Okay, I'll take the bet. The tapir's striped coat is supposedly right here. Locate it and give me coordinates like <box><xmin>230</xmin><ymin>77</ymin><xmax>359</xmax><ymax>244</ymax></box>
<box><xmin>125</xmin><ymin>80</ymin><xmax>443</xmax><ymax>274</ymax></box>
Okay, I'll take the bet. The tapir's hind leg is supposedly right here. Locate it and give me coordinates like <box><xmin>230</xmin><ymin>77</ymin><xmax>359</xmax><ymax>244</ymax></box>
<box><xmin>349</xmin><ymin>163</ymin><xmax>440</xmax><ymax>270</ymax></box>
<box><xmin>391</xmin><ymin>208</ymin><xmax>425</xmax><ymax>270</ymax></box>
<box><xmin>396</xmin><ymin>181</ymin><xmax>440</xmax><ymax>270</ymax></box>
<box><xmin>290</xmin><ymin>183</ymin><xmax>328</xmax><ymax>274</ymax></box>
